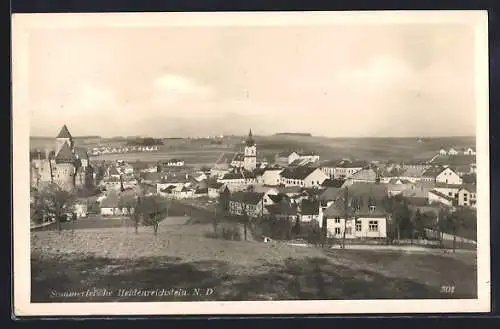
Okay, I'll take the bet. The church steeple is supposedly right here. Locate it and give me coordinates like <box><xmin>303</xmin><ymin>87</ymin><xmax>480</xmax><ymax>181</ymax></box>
<box><xmin>245</xmin><ymin>129</ymin><xmax>255</xmax><ymax>147</ymax></box>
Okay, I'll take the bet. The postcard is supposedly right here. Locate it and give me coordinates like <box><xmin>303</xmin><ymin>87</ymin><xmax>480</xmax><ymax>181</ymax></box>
<box><xmin>12</xmin><ymin>10</ymin><xmax>490</xmax><ymax>316</ymax></box>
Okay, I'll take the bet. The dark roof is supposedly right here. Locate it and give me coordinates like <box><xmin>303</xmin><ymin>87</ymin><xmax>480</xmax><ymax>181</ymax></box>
<box><xmin>141</xmin><ymin>172</ymin><xmax>162</xmax><ymax>182</ymax></box>
<box><xmin>350</xmin><ymin>168</ymin><xmax>378</xmax><ymax>181</ymax></box>
<box><xmin>230</xmin><ymin>191</ymin><xmax>264</xmax><ymax>205</ymax></box>
<box><xmin>195</xmin><ymin>188</ymin><xmax>208</xmax><ymax>194</ymax></box>
<box><xmin>300</xmin><ymin>199</ymin><xmax>319</xmax><ymax>215</ymax></box>
<box><xmin>323</xmin><ymin>185</ymin><xmax>389</xmax><ymax>218</ymax></box>
<box><xmin>266</xmin><ymin>203</ymin><xmax>297</xmax><ymax>215</ymax></box>
<box><xmin>268</xmin><ymin>193</ymin><xmax>289</xmax><ymax>203</ymax></box>
<box><xmin>160</xmin><ymin>185</ymin><xmax>177</xmax><ymax>193</ymax></box>
<box><xmin>108</xmin><ymin>166</ymin><xmax>120</xmax><ymax>176</ymax></box>
<box><xmin>321</xmin><ymin>179</ymin><xmax>345</xmax><ymax>188</ymax></box>
<box><xmin>54</xmin><ymin>142</ymin><xmax>76</xmax><ymax>164</ymax></box>
<box><xmin>319</xmin><ymin>187</ymin><xmax>342</xmax><ymax>202</ymax></box>
<box><xmin>430</xmin><ymin>154</ymin><xmax>476</xmax><ymax>166</ymax></box>
<box><xmin>56</xmin><ymin>125</ymin><xmax>73</xmax><ymax>139</ymax></box>
<box><xmin>421</xmin><ymin>166</ymin><xmax>445</xmax><ymax>178</ymax></box>
<box><xmin>208</xmin><ymin>182</ymin><xmax>225</xmax><ymax>189</ymax></box>
<box><xmin>429</xmin><ymin>189</ymin><xmax>454</xmax><ymax>201</ymax></box>
<box><xmin>336</xmin><ymin>159</ymin><xmax>369</xmax><ymax>168</ymax></box>
<box><xmin>74</xmin><ymin>147</ymin><xmax>88</xmax><ymax>160</ymax></box>
<box><xmin>277</xmin><ymin>186</ymin><xmax>302</xmax><ymax>194</ymax></box>
<box><xmin>280</xmin><ymin>167</ymin><xmax>317</xmax><ymax>180</ymax></box>
<box><xmin>460</xmin><ymin>184</ymin><xmax>477</xmax><ymax>193</ymax></box>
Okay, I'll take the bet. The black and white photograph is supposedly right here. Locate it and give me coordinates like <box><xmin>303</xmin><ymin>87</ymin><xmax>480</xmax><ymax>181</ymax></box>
<box><xmin>12</xmin><ymin>11</ymin><xmax>490</xmax><ymax>316</ymax></box>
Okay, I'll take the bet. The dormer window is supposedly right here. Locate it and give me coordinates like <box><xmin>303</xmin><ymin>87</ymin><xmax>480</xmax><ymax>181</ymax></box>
<box><xmin>369</xmin><ymin>205</ymin><xmax>376</xmax><ymax>212</ymax></box>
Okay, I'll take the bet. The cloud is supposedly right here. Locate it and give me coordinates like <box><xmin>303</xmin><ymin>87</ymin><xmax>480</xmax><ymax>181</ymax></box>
<box><xmin>333</xmin><ymin>55</ymin><xmax>415</xmax><ymax>91</ymax></box>
<box><xmin>64</xmin><ymin>83</ymin><xmax>118</xmax><ymax>114</ymax></box>
<box><xmin>152</xmin><ymin>73</ymin><xmax>215</xmax><ymax>107</ymax></box>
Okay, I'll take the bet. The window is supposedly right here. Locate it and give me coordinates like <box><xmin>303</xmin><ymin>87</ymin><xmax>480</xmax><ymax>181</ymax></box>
<box><xmin>368</xmin><ymin>220</ymin><xmax>378</xmax><ymax>232</ymax></box>
<box><xmin>335</xmin><ymin>218</ymin><xmax>340</xmax><ymax>224</ymax></box>
<box><xmin>335</xmin><ymin>227</ymin><xmax>341</xmax><ymax>235</ymax></box>
<box><xmin>448</xmin><ymin>192</ymin><xmax>452</xmax><ymax>196</ymax></box>
<box><xmin>356</xmin><ymin>223</ymin><xmax>362</xmax><ymax>232</ymax></box>
<box><xmin>369</xmin><ymin>205</ymin><xmax>376</xmax><ymax>212</ymax></box>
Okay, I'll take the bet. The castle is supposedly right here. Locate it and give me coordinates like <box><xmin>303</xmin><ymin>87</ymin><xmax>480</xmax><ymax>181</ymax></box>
<box><xmin>30</xmin><ymin>125</ymin><xmax>94</xmax><ymax>191</ymax></box>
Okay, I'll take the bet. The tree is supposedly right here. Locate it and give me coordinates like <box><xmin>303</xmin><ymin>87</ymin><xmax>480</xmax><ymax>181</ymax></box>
<box><xmin>391</xmin><ymin>198</ymin><xmax>411</xmax><ymax>241</ymax></box>
<box><xmin>219</xmin><ymin>187</ymin><xmax>231</xmax><ymax>213</ymax></box>
<box><xmin>39</xmin><ymin>183</ymin><xmax>76</xmax><ymax>231</ymax></box>
<box><xmin>30</xmin><ymin>189</ymin><xmax>46</xmax><ymax>225</ymax></box>
<box><xmin>136</xmin><ymin>194</ymin><xmax>168</xmax><ymax>235</ymax></box>
<box><xmin>412</xmin><ymin>209</ymin><xmax>425</xmax><ymax>240</ymax></box>
<box><xmin>119</xmin><ymin>195</ymin><xmax>140</xmax><ymax>234</ymax></box>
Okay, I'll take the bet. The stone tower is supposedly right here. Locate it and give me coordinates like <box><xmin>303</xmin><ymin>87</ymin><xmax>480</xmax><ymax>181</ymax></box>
<box><xmin>53</xmin><ymin>127</ymin><xmax>76</xmax><ymax>191</ymax></box>
<box><xmin>55</xmin><ymin>124</ymin><xmax>74</xmax><ymax>156</ymax></box>
<box><xmin>243</xmin><ymin>129</ymin><xmax>257</xmax><ymax>172</ymax></box>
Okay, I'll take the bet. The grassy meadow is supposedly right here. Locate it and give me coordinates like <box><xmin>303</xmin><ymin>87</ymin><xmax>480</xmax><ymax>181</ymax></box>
<box><xmin>31</xmin><ymin>221</ymin><xmax>477</xmax><ymax>302</ymax></box>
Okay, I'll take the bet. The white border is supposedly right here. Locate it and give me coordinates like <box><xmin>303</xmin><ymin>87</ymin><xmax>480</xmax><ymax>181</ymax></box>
<box><xmin>12</xmin><ymin>11</ymin><xmax>490</xmax><ymax>316</ymax></box>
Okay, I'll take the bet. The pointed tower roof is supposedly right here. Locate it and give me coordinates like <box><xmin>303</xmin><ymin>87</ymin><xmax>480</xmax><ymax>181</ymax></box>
<box><xmin>245</xmin><ymin>129</ymin><xmax>255</xmax><ymax>147</ymax></box>
<box><xmin>55</xmin><ymin>141</ymin><xmax>76</xmax><ymax>164</ymax></box>
<box><xmin>57</xmin><ymin>125</ymin><xmax>73</xmax><ymax>139</ymax></box>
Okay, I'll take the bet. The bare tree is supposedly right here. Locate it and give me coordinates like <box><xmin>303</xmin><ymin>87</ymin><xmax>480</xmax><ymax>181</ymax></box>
<box><xmin>39</xmin><ymin>183</ymin><xmax>76</xmax><ymax>231</ymax></box>
<box><xmin>136</xmin><ymin>194</ymin><xmax>168</xmax><ymax>235</ymax></box>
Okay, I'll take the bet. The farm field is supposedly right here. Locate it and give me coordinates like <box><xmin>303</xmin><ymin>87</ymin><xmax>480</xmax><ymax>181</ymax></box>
<box><xmin>31</xmin><ymin>135</ymin><xmax>476</xmax><ymax>165</ymax></box>
<box><xmin>31</xmin><ymin>221</ymin><xmax>477</xmax><ymax>302</ymax></box>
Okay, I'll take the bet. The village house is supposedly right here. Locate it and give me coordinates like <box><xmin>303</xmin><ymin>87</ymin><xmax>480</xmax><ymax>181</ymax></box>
<box><xmin>401</xmin><ymin>181</ymin><xmax>434</xmax><ymax>205</ymax></box>
<box><xmin>208</xmin><ymin>182</ymin><xmax>225</xmax><ymax>199</ymax></box>
<box><xmin>448</xmin><ymin>148</ymin><xmax>459</xmax><ymax>156</ymax></box>
<box><xmin>425</xmin><ymin>167</ymin><xmax>463</xmax><ymax>185</ymax></box>
<box><xmin>439</xmin><ymin>148</ymin><xmax>448</xmax><ymax>156</ymax></box>
<box><xmin>298</xmin><ymin>199</ymin><xmax>320</xmax><ymax>223</ymax></box>
<box><xmin>287</xmin><ymin>151</ymin><xmax>320</xmax><ymax>165</ymax></box>
<box><xmin>218</xmin><ymin>171</ymin><xmax>257</xmax><ymax>187</ymax></box>
<box><xmin>401</xmin><ymin>160</ymin><xmax>432</xmax><ymax>172</ymax></box>
<box><xmin>229</xmin><ymin>191</ymin><xmax>266</xmax><ymax>218</ymax></box>
<box><xmin>464</xmin><ymin>147</ymin><xmax>476</xmax><ymax>155</ymax></box>
<box><xmin>279</xmin><ymin>167</ymin><xmax>328</xmax><ymax>188</ymax></box>
<box><xmin>386</xmin><ymin>178</ymin><xmax>413</xmax><ymax>197</ymax></box>
<box><xmin>320</xmin><ymin>160</ymin><xmax>339</xmax><ymax>179</ymax></box>
<box><xmin>458</xmin><ymin>185</ymin><xmax>477</xmax><ymax>208</ymax></box>
<box><xmin>321</xmin><ymin>178</ymin><xmax>345</xmax><ymax>188</ymax></box>
<box><xmin>107</xmin><ymin>166</ymin><xmax>121</xmax><ymax>180</ymax></box>
<box><xmin>399</xmin><ymin>167</ymin><xmax>429</xmax><ymax>183</ymax></box>
<box><xmin>344</xmin><ymin>167</ymin><xmax>379</xmax><ymax>185</ymax></box>
<box><xmin>266</xmin><ymin>203</ymin><xmax>298</xmax><ymax>221</ymax></box>
<box><xmin>100</xmin><ymin>191</ymin><xmax>137</xmax><ymax>216</ymax></box>
<box><xmin>333</xmin><ymin>159</ymin><xmax>369</xmax><ymax>179</ymax></box>
<box><xmin>230</xmin><ymin>153</ymin><xmax>245</xmax><ymax>168</ymax></box>
<box><xmin>259</xmin><ymin>168</ymin><xmax>284</xmax><ymax>186</ymax></box>
<box><xmin>321</xmin><ymin>184</ymin><xmax>389</xmax><ymax>239</ymax></box>
<box><xmin>428</xmin><ymin>189</ymin><xmax>455</xmax><ymax>207</ymax></box>
<box><xmin>162</xmin><ymin>159</ymin><xmax>185</xmax><ymax>167</ymax></box>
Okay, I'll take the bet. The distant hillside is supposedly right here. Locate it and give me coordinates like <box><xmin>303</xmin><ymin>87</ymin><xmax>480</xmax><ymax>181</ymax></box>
<box><xmin>275</xmin><ymin>133</ymin><xmax>312</xmax><ymax>137</ymax></box>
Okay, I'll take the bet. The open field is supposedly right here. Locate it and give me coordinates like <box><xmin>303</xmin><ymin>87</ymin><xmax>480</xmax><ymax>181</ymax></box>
<box><xmin>31</xmin><ymin>221</ymin><xmax>477</xmax><ymax>302</ymax></box>
<box><xmin>31</xmin><ymin>135</ymin><xmax>476</xmax><ymax>165</ymax></box>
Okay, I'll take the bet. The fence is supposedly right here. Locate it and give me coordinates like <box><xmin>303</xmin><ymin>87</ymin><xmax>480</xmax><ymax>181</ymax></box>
<box><xmin>424</xmin><ymin>228</ymin><xmax>477</xmax><ymax>245</ymax></box>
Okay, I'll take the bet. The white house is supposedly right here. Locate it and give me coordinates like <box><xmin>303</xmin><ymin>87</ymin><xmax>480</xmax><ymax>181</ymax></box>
<box><xmin>448</xmin><ymin>148</ymin><xmax>459</xmax><ymax>155</ymax></box>
<box><xmin>261</xmin><ymin>168</ymin><xmax>283</xmax><ymax>186</ymax></box>
<box><xmin>464</xmin><ymin>147</ymin><xmax>476</xmax><ymax>155</ymax></box>
<box><xmin>229</xmin><ymin>191</ymin><xmax>265</xmax><ymax>218</ymax></box>
<box><xmin>208</xmin><ymin>182</ymin><xmax>225</xmax><ymax>199</ymax></box>
<box><xmin>439</xmin><ymin>148</ymin><xmax>448</xmax><ymax>155</ymax></box>
<box><xmin>435</xmin><ymin>167</ymin><xmax>462</xmax><ymax>185</ymax></box>
<box><xmin>279</xmin><ymin>167</ymin><xmax>328</xmax><ymax>188</ymax></box>
<box><xmin>458</xmin><ymin>185</ymin><xmax>477</xmax><ymax>208</ymax></box>
<box><xmin>163</xmin><ymin>159</ymin><xmax>185</xmax><ymax>167</ymax></box>
<box><xmin>345</xmin><ymin>168</ymin><xmax>378</xmax><ymax>185</ymax></box>
<box><xmin>333</xmin><ymin>160</ymin><xmax>368</xmax><ymax>179</ymax></box>
<box><xmin>428</xmin><ymin>189</ymin><xmax>454</xmax><ymax>207</ymax></box>
<box><xmin>74</xmin><ymin>203</ymin><xmax>88</xmax><ymax>218</ymax></box>
<box><xmin>218</xmin><ymin>171</ymin><xmax>257</xmax><ymax>187</ymax></box>
<box><xmin>320</xmin><ymin>184</ymin><xmax>389</xmax><ymax>239</ymax></box>
<box><xmin>100</xmin><ymin>192</ymin><xmax>136</xmax><ymax>216</ymax></box>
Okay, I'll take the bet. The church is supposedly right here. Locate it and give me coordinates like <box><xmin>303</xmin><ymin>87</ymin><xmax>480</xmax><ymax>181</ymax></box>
<box><xmin>30</xmin><ymin>125</ymin><xmax>94</xmax><ymax>191</ymax></box>
<box><xmin>230</xmin><ymin>129</ymin><xmax>257</xmax><ymax>173</ymax></box>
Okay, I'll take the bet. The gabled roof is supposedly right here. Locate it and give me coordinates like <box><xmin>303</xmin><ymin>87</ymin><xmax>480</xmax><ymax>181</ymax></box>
<box><xmin>422</xmin><ymin>166</ymin><xmax>446</xmax><ymax>178</ymax></box>
<box><xmin>54</xmin><ymin>141</ymin><xmax>76</xmax><ymax>164</ymax></box>
<box><xmin>300</xmin><ymin>199</ymin><xmax>319</xmax><ymax>215</ymax></box>
<box><xmin>459</xmin><ymin>184</ymin><xmax>477</xmax><ymax>193</ymax></box>
<box><xmin>280</xmin><ymin>167</ymin><xmax>318</xmax><ymax>180</ymax></box>
<box><xmin>268</xmin><ymin>193</ymin><xmax>289</xmax><ymax>203</ymax></box>
<box><xmin>277</xmin><ymin>186</ymin><xmax>302</xmax><ymax>194</ymax></box>
<box><xmin>266</xmin><ymin>203</ymin><xmax>297</xmax><ymax>216</ymax></box>
<box><xmin>429</xmin><ymin>189</ymin><xmax>455</xmax><ymax>202</ymax></box>
<box><xmin>56</xmin><ymin>125</ymin><xmax>72</xmax><ymax>139</ymax></box>
<box><xmin>321</xmin><ymin>178</ymin><xmax>345</xmax><ymax>188</ymax></box>
<box><xmin>319</xmin><ymin>187</ymin><xmax>342</xmax><ymax>202</ymax></box>
<box><xmin>350</xmin><ymin>168</ymin><xmax>378</xmax><ymax>181</ymax></box>
<box><xmin>74</xmin><ymin>147</ymin><xmax>88</xmax><ymax>160</ymax></box>
<box><xmin>230</xmin><ymin>191</ymin><xmax>264</xmax><ymax>205</ymax></box>
<box><xmin>108</xmin><ymin>166</ymin><xmax>121</xmax><ymax>176</ymax></box>
<box><xmin>323</xmin><ymin>185</ymin><xmax>389</xmax><ymax>218</ymax></box>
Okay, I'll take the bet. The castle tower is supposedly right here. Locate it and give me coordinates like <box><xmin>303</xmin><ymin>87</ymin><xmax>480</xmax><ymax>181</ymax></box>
<box><xmin>55</xmin><ymin>124</ymin><xmax>74</xmax><ymax>156</ymax></box>
<box><xmin>53</xmin><ymin>140</ymin><xmax>76</xmax><ymax>191</ymax></box>
<box><xmin>243</xmin><ymin>129</ymin><xmax>257</xmax><ymax>172</ymax></box>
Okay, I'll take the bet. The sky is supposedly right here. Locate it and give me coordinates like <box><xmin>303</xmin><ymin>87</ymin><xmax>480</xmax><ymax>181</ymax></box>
<box><xmin>27</xmin><ymin>21</ymin><xmax>477</xmax><ymax>138</ymax></box>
